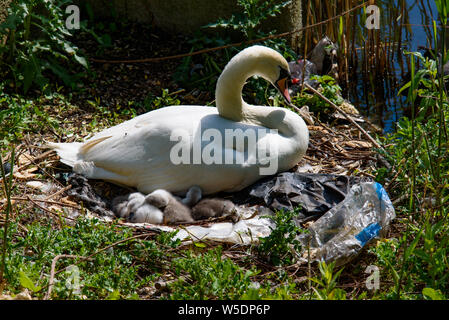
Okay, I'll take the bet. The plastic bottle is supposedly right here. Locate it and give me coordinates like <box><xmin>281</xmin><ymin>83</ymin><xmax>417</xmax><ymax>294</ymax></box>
<box><xmin>298</xmin><ymin>182</ymin><xmax>395</xmax><ymax>266</ymax></box>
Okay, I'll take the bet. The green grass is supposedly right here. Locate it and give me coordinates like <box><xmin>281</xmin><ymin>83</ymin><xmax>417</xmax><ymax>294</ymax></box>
<box><xmin>369</xmin><ymin>34</ymin><xmax>449</xmax><ymax>299</ymax></box>
<box><xmin>0</xmin><ymin>89</ymin><xmax>59</xmax><ymax>145</ymax></box>
<box><xmin>1</xmin><ymin>216</ymin><xmax>170</xmax><ymax>299</ymax></box>
<box><xmin>167</xmin><ymin>247</ymin><xmax>258</xmax><ymax>300</ymax></box>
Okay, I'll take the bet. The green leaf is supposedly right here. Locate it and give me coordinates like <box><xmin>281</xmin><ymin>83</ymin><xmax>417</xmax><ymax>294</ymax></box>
<box><xmin>404</xmin><ymin>228</ymin><xmax>423</xmax><ymax>261</ymax></box>
<box><xmin>193</xmin><ymin>242</ymin><xmax>206</xmax><ymax>248</ymax></box>
<box><xmin>397</xmin><ymin>81</ymin><xmax>411</xmax><ymax>96</ymax></box>
<box><xmin>74</xmin><ymin>54</ymin><xmax>88</xmax><ymax>69</ymax></box>
<box><xmin>63</xmin><ymin>42</ymin><xmax>76</xmax><ymax>55</ymax></box>
<box><xmin>106</xmin><ymin>290</ymin><xmax>121</xmax><ymax>300</ymax></box>
<box><xmin>44</xmin><ymin>58</ymin><xmax>74</xmax><ymax>86</ymax></box>
<box><xmin>19</xmin><ymin>271</ymin><xmax>41</xmax><ymax>293</ymax></box>
<box><xmin>384</xmin><ymin>258</ymin><xmax>400</xmax><ymax>285</ymax></box>
<box><xmin>422</xmin><ymin>287</ymin><xmax>445</xmax><ymax>300</ymax></box>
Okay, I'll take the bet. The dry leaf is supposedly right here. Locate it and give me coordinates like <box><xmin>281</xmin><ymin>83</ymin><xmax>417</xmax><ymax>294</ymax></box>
<box><xmin>340</xmin><ymin>100</ymin><xmax>360</xmax><ymax>115</ymax></box>
<box><xmin>48</xmin><ymin>205</ymin><xmax>63</xmax><ymax>212</ymax></box>
<box><xmin>309</xmin><ymin>126</ymin><xmax>329</xmax><ymax>134</ymax></box>
<box><xmin>16</xmin><ymin>153</ymin><xmax>33</xmax><ymax>167</ymax></box>
<box><xmin>341</xmin><ymin>140</ymin><xmax>372</xmax><ymax>149</ymax></box>
<box><xmin>13</xmin><ymin>167</ymin><xmax>38</xmax><ymax>180</ymax></box>
<box><xmin>60</xmin><ymin>196</ymin><xmax>79</xmax><ymax>207</ymax></box>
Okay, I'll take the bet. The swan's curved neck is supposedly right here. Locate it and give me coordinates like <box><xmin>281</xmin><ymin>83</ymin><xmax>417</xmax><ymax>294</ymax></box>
<box><xmin>214</xmin><ymin>48</ymin><xmax>309</xmax><ymax>167</ymax></box>
<box><xmin>214</xmin><ymin>50</ymin><xmax>306</xmax><ymax>140</ymax></box>
<box><xmin>215</xmin><ymin>56</ymin><xmax>255</xmax><ymax>122</ymax></box>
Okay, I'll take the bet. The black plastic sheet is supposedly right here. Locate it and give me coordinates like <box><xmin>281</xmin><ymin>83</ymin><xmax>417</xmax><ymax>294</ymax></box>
<box><xmin>231</xmin><ymin>172</ymin><xmax>372</xmax><ymax>222</ymax></box>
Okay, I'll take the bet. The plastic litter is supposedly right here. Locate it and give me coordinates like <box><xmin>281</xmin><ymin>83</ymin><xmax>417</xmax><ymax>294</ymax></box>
<box><xmin>231</xmin><ymin>172</ymin><xmax>372</xmax><ymax>223</ymax></box>
<box><xmin>126</xmin><ymin>206</ymin><xmax>276</xmax><ymax>244</ymax></box>
<box><xmin>297</xmin><ymin>181</ymin><xmax>395</xmax><ymax>266</ymax></box>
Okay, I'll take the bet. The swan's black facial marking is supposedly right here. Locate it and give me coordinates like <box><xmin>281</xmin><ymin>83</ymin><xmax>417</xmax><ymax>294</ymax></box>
<box><xmin>278</xmin><ymin>67</ymin><xmax>291</xmax><ymax>82</ymax></box>
<box><xmin>274</xmin><ymin>67</ymin><xmax>292</xmax><ymax>104</ymax></box>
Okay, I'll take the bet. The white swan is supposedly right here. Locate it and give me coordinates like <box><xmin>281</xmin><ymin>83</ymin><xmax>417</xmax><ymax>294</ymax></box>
<box><xmin>49</xmin><ymin>45</ymin><xmax>309</xmax><ymax>195</ymax></box>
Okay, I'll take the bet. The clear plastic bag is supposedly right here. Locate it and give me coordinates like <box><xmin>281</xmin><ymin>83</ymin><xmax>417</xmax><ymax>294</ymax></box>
<box><xmin>298</xmin><ymin>182</ymin><xmax>395</xmax><ymax>266</ymax></box>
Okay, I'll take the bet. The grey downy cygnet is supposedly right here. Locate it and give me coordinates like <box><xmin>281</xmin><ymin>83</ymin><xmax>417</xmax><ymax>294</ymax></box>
<box><xmin>144</xmin><ymin>189</ymin><xmax>195</xmax><ymax>224</ymax></box>
<box><xmin>179</xmin><ymin>185</ymin><xmax>236</xmax><ymax>219</ymax></box>
<box><xmin>112</xmin><ymin>186</ymin><xmax>235</xmax><ymax>224</ymax></box>
<box><xmin>191</xmin><ymin>198</ymin><xmax>235</xmax><ymax>220</ymax></box>
<box><xmin>112</xmin><ymin>192</ymin><xmax>164</xmax><ymax>224</ymax></box>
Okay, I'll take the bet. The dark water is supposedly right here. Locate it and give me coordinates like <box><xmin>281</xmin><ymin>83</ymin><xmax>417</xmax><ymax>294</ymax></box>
<box><xmin>348</xmin><ymin>0</ymin><xmax>439</xmax><ymax>132</ymax></box>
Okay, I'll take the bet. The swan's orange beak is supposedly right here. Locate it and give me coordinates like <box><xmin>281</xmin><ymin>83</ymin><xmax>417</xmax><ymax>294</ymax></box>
<box><xmin>275</xmin><ymin>77</ymin><xmax>291</xmax><ymax>104</ymax></box>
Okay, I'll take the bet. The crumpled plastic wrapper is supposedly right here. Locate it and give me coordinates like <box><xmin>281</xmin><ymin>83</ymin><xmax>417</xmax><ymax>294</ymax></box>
<box><xmin>125</xmin><ymin>206</ymin><xmax>276</xmax><ymax>245</ymax></box>
<box><xmin>231</xmin><ymin>172</ymin><xmax>371</xmax><ymax>223</ymax></box>
<box><xmin>297</xmin><ymin>182</ymin><xmax>396</xmax><ymax>266</ymax></box>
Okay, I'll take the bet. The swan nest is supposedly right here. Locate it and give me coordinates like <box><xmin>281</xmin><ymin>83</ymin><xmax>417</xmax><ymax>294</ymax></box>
<box><xmin>1</xmin><ymin>112</ymin><xmax>381</xmax><ymax>250</ymax></box>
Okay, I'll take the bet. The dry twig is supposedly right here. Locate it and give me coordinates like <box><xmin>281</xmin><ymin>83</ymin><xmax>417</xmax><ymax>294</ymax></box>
<box><xmin>304</xmin><ymin>83</ymin><xmax>384</xmax><ymax>150</ymax></box>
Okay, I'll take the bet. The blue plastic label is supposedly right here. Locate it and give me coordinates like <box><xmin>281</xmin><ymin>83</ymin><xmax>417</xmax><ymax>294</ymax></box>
<box><xmin>375</xmin><ymin>182</ymin><xmax>392</xmax><ymax>214</ymax></box>
<box><xmin>355</xmin><ymin>223</ymin><xmax>381</xmax><ymax>246</ymax></box>
<box><xmin>375</xmin><ymin>182</ymin><xmax>384</xmax><ymax>200</ymax></box>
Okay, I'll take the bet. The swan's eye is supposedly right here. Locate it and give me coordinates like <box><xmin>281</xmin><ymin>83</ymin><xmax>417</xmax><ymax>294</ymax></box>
<box><xmin>274</xmin><ymin>67</ymin><xmax>292</xmax><ymax>104</ymax></box>
<box><xmin>277</xmin><ymin>67</ymin><xmax>291</xmax><ymax>82</ymax></box>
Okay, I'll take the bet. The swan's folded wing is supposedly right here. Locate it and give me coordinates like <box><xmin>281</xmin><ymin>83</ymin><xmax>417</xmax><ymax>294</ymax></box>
<box><xmin>75</xmin><ymin>113</ymin><xmax>202</xmax><ymax>192</ymax></box>
<box><xmin>81</xmin><ymin>121</ymin><xmax>174</xmax><ymax>171</ymax></box>
<box><xmin>79</xmin><ymin>136</ymin><xmax>112</xmax><ymax>154</ymax></box>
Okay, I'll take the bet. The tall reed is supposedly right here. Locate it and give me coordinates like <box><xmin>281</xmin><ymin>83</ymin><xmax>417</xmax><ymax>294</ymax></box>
<box><xmin>0</xmin><ymin>147</ymin><xmax>15</xmax><ymax>293</ymax></box>
<box><xmin>303</xmin><ymin>0</ymin><xmax>412</xmax><ymax>124</ymax></box>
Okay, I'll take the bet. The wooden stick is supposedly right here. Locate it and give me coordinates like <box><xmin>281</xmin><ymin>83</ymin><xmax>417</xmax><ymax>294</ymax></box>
<box><xmin>303</xmin><ymin>83</ymin><xmax>384</xmax><ymax>150</ymax></box>
<box><xmin>44</xmin><ymin>184</ymin><xmax>72</xmax><ymax>201</ymax></box>
<box><xmin>45</xmin><ymin>254</ymin><xmax>90</xmax><ymax>300</ymax></box>
<box><xmin>10</xmin><ymin>196</ymin><xmax>80</xmax><ymax>209</ymax></box>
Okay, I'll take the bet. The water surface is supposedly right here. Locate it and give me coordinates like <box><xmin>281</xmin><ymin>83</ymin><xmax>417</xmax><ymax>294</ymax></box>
<box><xmin>348</xmin><ymin>0</ymin><xmax>439</xmax><ymax>132</ymax></box>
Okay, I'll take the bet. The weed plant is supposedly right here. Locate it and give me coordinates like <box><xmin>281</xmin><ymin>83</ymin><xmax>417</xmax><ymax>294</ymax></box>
<box><xmin>292</xmin><ymin>75</ymin><xmax>345</xmax><ymax>113</ymax></box>
<box><xmin>0</xmin><ymin>0</ymin><xmax>90</xmax><ymax>93</ymax></box>
<box><xmin>174</xmin><ymin>0</ymin><xmax>296</xmax><ymax>107</ymax></box>
<box><xmin>257</xmin><ymin>207</ymin><xmax>304</xmax><ymax>266</ymax></box>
